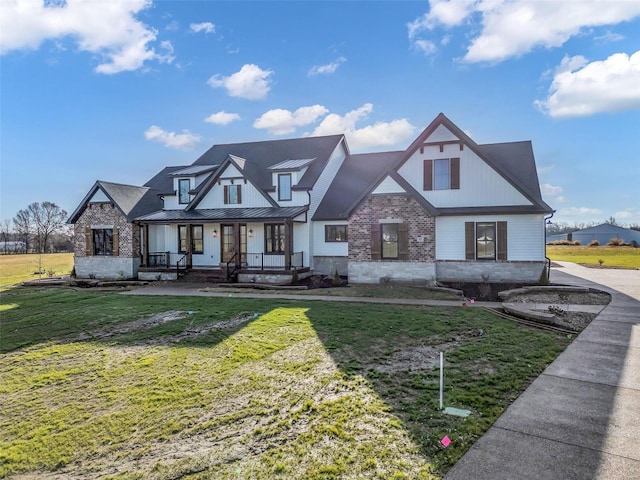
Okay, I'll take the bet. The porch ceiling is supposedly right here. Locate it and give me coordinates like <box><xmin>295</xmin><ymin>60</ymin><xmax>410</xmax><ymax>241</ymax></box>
<box><xmin>135</xmin><ymin>205</ymin><xmax>308</xmax><ymax>223</ymax></box>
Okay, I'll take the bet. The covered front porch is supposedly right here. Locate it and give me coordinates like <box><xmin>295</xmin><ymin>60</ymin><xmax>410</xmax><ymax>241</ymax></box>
<box><xmin>135</xmin><ymin>206</ymin><xmax>310</xmax><ymax>283</ymax></box>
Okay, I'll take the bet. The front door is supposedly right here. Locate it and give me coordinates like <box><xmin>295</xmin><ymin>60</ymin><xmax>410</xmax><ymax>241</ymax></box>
<box><xmin>221</xmin><ymin>224</ymin><xmax>247</xmax><ymax>265</ymax></box>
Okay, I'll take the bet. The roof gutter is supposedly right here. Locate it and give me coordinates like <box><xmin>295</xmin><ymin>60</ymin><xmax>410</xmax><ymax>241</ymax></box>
<box><xmin>544</xmin><ymin>210</ymin><xmax>556</xmax><ymax>283</ymax></box>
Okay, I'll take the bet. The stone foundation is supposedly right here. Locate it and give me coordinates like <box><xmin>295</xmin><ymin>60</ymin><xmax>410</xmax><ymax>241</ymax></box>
<box><xmin>348</xmin><ymin>261</ymin><xmax>437</xmax><ymax>284</ymax></box>
<box><xmin>138</xmin><ymin>271</ymin><xmax>178</xmax><ymax>281</ymax></box>
<box><xmin>436</xmin><ymin>260</ymin><xmax>545</xmax><ymax>283</ymax></box>
<box><xmin>312</xmin><ymin>256</ymin><xmax>348</xmax><ymax>276</ymax></box>
<box><xmin>75</xmin><ymin>256</ymin><xmax>140</xmax><ymax>280</ymax></box>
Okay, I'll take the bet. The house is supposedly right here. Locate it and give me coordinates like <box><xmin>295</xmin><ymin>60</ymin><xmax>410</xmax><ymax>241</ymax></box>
<box><xmin>68</xmin><ymin>113</ymin><xmax>553</xmax><ymax>284</ymax></box>
<box><xmin>549</xmin><ymin>223</ymin><xmax>640</xmax><ymax>246</ymax></box>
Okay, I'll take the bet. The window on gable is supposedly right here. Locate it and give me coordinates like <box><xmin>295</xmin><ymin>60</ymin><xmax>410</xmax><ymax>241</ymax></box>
<box><xmin>265</xmin><ymin>223</ymin><xmax>285</xmax><ymax>254</ymax></box>
<box><xmin>178</xmin><ymin>179</ymin><xmax>190</xmax><ymax>204</ymax></box>
<box><xmin>325</xmin><ymin>225</ymin><xmax>347</xmax><ymax>242</ymax></box>
<box><xmin>278</xmin><ymin>173</ymin><xmax>292</xmax><ymax>201</ymax></box>
<box><xmin>224</xmin><ymin>184</ymin><xmax>242</xmax><ymax>204</ymax></box>
<box><xmin>424</xmin><ymin>158</ymin><xmax>460</xmax><ymax>191</ymax></box>
<box><xmin>93</xmin><ymin>229</ymin><xmax>113</xmax><ymax>256</ymax></box>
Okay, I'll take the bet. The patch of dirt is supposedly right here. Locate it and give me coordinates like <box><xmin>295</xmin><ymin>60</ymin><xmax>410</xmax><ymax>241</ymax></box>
<box><xmin>77</xmin><ymin>311</ymin><xmax>189</xmax><ymax>341</ymax></box>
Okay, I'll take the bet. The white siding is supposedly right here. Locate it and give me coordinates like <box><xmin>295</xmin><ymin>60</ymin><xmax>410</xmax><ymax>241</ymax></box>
<box><xmin>89</xmin><ymin>189</ymin><xmax>109</xmax><ymax>203</ymax></box>
<box><xmin>197</xmin><ymin>179</ymin><xmax>272</xmax><ymax>209</ymax></box>
<box><xmin>429</xmin><ymin>124</ymin><xmax>458</xmax><ymax>143</ymax></box>
<box><xmin>192</xmin><ymin>224</ymin><xmax>219</xmax><ymax>266</ymax></box>
<box><xmin>436</xmin><ymin>214</ymin><xmax>545</xmax><ymax>261</ymax></box>
<box><xmin>268</xmin><ymin>189</ymin><xmax>308</xmax><ymax>206</ymax></box>
<box><xmin>163</xmin><ymin>195</ymin><xmax>180</xmax><ymax>210</ymax></box>
<box><xmin>398</xmin><ymin>143</ymin><xmax>531</xmax><ymax>207</ymax></box>
<box><xmin>312</xmin><ymin>221</ymin><xmax>349</xmax><ymax>256</ymax></box>
<box><xmin>372</xmin><ymin>176</ymin><xmax>406</xmax><ymax>195</ymax></box>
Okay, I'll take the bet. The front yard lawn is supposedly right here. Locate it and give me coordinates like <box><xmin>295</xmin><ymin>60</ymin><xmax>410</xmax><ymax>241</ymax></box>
<box><xmin>0</xmin><ymin>288</ymin><xmax>571</xmax><ymax>479</ymax></box>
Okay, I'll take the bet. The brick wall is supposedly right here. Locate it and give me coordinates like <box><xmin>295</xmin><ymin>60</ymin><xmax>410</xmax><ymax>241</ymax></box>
<box><xmin>348</xmin><ymin>194</ymin><xmax>435</xmax><ymax>262</ymax></box>
<box><xmin>72</xmin><ymin>203</ymin><xmax>141</xmax><ymax>279</ymax></box>
<box><xmin>73</xmin><ymin>203</ymin><xmax>139</xmax><ymax>258</ymax></box>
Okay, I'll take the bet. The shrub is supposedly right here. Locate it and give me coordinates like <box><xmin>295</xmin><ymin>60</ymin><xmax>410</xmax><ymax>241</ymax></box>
<box><xmin>631</xmin><ymin>240</ymin><xmax>639</xmax><ymax>248</ymax></box>
<box><xmin>607</xmin><ymin>238</ymin><xmax>625</xmax><ymax>246</ymax></box>
<box><xmin>589</xmin><ymin>240</ymin><xmax>600</xmax><ymax>246</ymax></box>
<box><xmin>573</xmin><ymin>241</ymin><xmax>581</xmax><ymax>245</ymax></box>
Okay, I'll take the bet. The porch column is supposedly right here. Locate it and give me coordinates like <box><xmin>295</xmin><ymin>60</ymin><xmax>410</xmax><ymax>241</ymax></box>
<box><xmin>234</xmin><ymin>222</ymin><xmax>241</xmax><ymax>264</ymax></box>
<box><xmin>143</xmin><ymin>224</ymin><xmax>149</xmax><ymax>266</ymax></box>
<box><xmin>284</xmin><ymin>219</ymin><xmax>292</xmax><ymax>270</ymax></box>
<box><xmin>186</xmin><ymin>223</ymin><xmax>192</xmax><ymax>267</ymax></box>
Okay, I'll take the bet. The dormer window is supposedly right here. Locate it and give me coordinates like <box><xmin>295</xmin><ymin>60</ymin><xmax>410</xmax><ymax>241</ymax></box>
<box><xmin>178</xmin><ymin>179</ymin><xmax>190</xmax><ymax>204</ymax></box>
<box><xmin>278</xmin><ymin>173</ymin><xmax>292</xmax><ymax>201</ymax></box>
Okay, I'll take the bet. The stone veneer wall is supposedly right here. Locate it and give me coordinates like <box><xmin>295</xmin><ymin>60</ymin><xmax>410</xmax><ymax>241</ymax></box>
<box><xmin>73</xmin><ymin>203</ymin><xmax>140</xmax><ymax>279</ymax></box>
<box><xmin>312</xmin><ymin>256</ymin><xmax>348</xmax><ymax>276</ymax></box>
<box><xmin>436</xmin><ymin>260</ymin><xmax>545</xmax><ymax>283</ymax></box>
<box><xmin>347</xmin><ymin>194</ymin><xmax>436</xmax><ymax>283</ymax></box>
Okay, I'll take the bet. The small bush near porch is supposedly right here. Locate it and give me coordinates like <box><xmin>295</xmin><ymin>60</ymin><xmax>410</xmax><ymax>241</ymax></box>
<box><xmin>0</xmin><ymin>288</ymin><xmax>570</xmax><ymax>479</ymax></box>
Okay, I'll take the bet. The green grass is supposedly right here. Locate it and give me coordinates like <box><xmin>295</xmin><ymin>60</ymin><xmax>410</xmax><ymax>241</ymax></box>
<box><xmin>547</xmin><ymin>245</ymin><xmax>640</xmax><ymax>269</ymax></box>
<box><xmin>0</xmin><ymin>253</ymin><xmax>74</xmax><ymax>290</ymax></box>
<box><xmin>0</xmin><ymin>287</ymin><xmax>571</xmax><ymax>479</ymax></box>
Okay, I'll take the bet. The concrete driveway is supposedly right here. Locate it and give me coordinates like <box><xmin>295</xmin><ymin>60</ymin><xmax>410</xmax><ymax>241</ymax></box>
<box><xmin>445</xmin><ymin>263</ymin><xmax>640</xmax><ymax>480</ymax></box>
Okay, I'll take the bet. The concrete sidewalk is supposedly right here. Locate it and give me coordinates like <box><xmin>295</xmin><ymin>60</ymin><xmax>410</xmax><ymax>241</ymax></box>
<box><xmin>445</xmin><ymin>264</ymin><xmax>640</xmax><ymax>480</ymax></box>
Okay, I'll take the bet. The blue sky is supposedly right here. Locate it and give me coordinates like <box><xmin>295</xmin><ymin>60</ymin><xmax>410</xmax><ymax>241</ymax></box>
<box><xmin>1</xmin><ymin>0</ymin><xmax>639</xmax><ymax>228</ymax></box>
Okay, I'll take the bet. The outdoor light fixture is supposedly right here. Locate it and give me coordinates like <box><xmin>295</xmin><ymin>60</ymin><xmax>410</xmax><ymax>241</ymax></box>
<box><xmin>212</xmin><ymin>229</ymin><xmax>218</xmax><ymax>238</ymax></box>
<box><xmin>248</xmin><ymin>229</ymin><xmax>254</xmax><ymax>237</ymax></box>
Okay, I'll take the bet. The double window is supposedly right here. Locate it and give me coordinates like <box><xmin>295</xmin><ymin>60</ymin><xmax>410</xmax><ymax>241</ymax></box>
<box><xmin>465</xmin><ymin>221</ymin><xmax>507</xmax><ymax>261</ymax></box>
<box><xmin>178</xmin><ymin>179</ymin><xmax>190</xmax><ymax>204</ymax></box>
<box><xmin>278</xmin><ymin>174</ymin><xmax>292</xmax><ymax>201</ymax></box>
<box><xmin>178</xmin><ymin>225</ymin><xmax>204</xmax><ymax>254</ymax></box>
<box><xmin>325</xmin><ymin>225</ymin><xmax>348</xmax><ymax>242</ymax></box>
<box><xmin>92</xmin><ymin>228</ymin><xmax>113</xmax><ymax>256</ymax></box>
<box><xmin>424</xmin><ymin>158</ymin><xmax>460</xmax><ymax>191</ymax></box>
<box><xmin>224</xmin><ymin>184</ymin><xmax>242</xmax><ymax>204</ymax></box>
<box><xmin>265</xmin><ymin>223</ymin><xmax>285</xmax><ymax>254</ymax></box>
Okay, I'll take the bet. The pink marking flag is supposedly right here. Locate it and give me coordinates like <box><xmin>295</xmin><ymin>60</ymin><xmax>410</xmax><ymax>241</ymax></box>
<box><xmin>441</xmin><ymin>435</ymin><xmax>451</xmax><ymax>447</ymax></box>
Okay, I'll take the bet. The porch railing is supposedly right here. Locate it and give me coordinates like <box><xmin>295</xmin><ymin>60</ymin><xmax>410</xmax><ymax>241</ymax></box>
<box><xmin>146</xmin><ymin>251</ymin><xmax>170</xmax><ymax>267</ymax></box>
<box><xmin>176</xmin><ymin>253</ymin><xmax>188</xmax><ymax>277</ymax></box>
<box><xmin>244</xmin><ymin>252</ymin><xmax>304</xmax><ymax>270</ymax></box>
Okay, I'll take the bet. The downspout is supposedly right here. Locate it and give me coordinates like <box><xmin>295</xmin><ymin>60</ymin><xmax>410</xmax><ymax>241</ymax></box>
<box><xmin>544</xmin><ymin>210</ymin><xmax>555</xmax><ymax>283</ymax></box>
<box><xmin>307</xmin><ymin>190</ymin><xmax>313</xmax><ymax>270</ymax></box>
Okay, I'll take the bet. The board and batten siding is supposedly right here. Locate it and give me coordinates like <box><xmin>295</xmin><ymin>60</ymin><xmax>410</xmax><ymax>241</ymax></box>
<box><xmin>372</xmin><ymin>175</ymin><xmax>406</xmax><ymax>195</ymax></box>
<box><xmin>436</xmin><ymin>214</ymin><xmax>546</xmax><ymax>261</ymax></box>
<box><xmin>398</xmin><ymin>139</ymin><xmax>531</xmax><ymax>208</ymax></box>
<box><xmin>197</xmin><ymin>178</ymin><xmax>272</xmax><ymax>209</ymax></box>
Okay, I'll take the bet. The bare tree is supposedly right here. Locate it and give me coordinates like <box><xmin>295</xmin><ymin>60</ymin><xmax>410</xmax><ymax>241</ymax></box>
<box><xmin>13</xmin><ymin>209</ymin><xmax>33</xmax><ymax>253</ymax></box>
<box><xmin>27</xmin><ymin>202</ymin><xmax>68</xmax><ymax>253</ymax></box>
<box><xmin>0</xmin><ymin>219</ymin><xmax>12</xmax><ymax>254</ymax></box>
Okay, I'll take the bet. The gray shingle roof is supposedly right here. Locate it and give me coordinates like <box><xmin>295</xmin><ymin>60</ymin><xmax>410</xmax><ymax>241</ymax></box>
<box><xmin>192</xmin><ymin>135</ymin><xmax>345</xmax><ymax>192</ymax></box>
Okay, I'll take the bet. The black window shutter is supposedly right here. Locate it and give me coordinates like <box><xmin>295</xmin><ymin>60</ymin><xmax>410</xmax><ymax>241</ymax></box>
<box><xmin>85</xmin><ymin>227</ymin><xmax>93</xmax><ymax>256</ymax></box>
<box><xmin>237</xmin><ymin>185</ymin><xmax>242</xmax><ymax>204</ymax></box>
<box><xmin>371</xmin><ymin>224</ymin><xmax>381</xmax><ymax>260</ymax></box>
<box><xmin>224</xmin><ymin>185</ymin><xmax>229</xmax><ymax>204</ymax></box>
<box><xmin>465</xmin><ymin>222</ymin><xmax>475</xmax><ymax>260</ymax></box>
<box><xmin>423</xmin><ymin>159</ymin><xmax>433</xmax><ymax>191</ymax></box>
<box><xmin>398</xmin><ymin>223</ymin><xmax>409</xmax><ymax>260</ymax></box>
<box><xmin>497</xmin><ymin>221</ymin><xmax>508</xmax><ymax>260</ymax></box>
<box><xmin>112</xmin><ymin>228</ymin><xmax>119</xmax><ymax>257</ymax></box>
<box><xmin>450</xmin><ymin>157</ymin><xmax>460</xmax><ymax>189</ymax></box>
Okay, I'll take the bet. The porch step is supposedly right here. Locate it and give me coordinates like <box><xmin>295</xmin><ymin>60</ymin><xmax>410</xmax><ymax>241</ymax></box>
<box><xmin>178</xmin><ymin>269</ymin><xmax>230</xmax><ymax>284</ymax></box>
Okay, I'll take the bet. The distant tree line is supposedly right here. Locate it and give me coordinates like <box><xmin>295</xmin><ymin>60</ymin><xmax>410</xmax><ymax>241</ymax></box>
<box><xmin>547</xmin><ymin>217</ymin><xmax>640</xmax><ymax>236</ymax></box>
<box><xmin>0</xmin><ymin>202</ymin><xmax>71</xmax><ymax>254</ymax></box>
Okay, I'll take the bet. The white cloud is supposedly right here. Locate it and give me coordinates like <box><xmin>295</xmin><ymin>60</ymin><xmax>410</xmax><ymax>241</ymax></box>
<box><xmin>407</xmin><ymin>1</ymin><xmax>640</xmax><ymax>63</ymax></box>
<box><xmin>144</xmin><ymin>125</ymin><xmax>200</xmax><ymax>150</ymax></box>
<box><xmin>541</xmin><ymin>183</ymin><xmax>563</xmax><ymax>197</ymax></box>
<box><xmin>0</xmin><ymin>0</ymin><xmax>169</xmax><ymax>74</ymax></box>
<box><xmin>254</xmin><ymin>105</ymin><xmax>329</xmax><ymax>135</ymax></box>
<box><xmin>308</xmin><ymin>57</ymin><xmax>346</xmax><ymax>76</ymax></box>
<box><xmin>614</xmin><ymin>208</ymin><xmax>640</xmax><ymax>222</ymax></box>
<box><xmin>535</xmin><ymin>50</ymin><xmax>640</xmax><ymax>117</ymax></box>
<box><xmin>537</xmin><ymin>163</ymin><xmax>556</xmax><ymax>175</ymax></box>
<box><xmin>204</xmin><ymin>111</ymin><xmax>241</xmax><ymax>125</ymax></box>
<box><xmin>413</xmin><ymin>39</ymin><xmax>438</xmax><ymax>55</ymax></box>
<box><xmin>557</xmin><ymin>206</ymin><xmax>604</xmax><ymax>217</ymax></box>
<box><xmin>190</xmin><ymin>22</ymin><xmax>215</xmax><ymax>34</ymax></box>
<box><xmin>207</xmin><ymin>64</ymin><xmax>273</xmax><ymax>100</ymax></box>
<box><xmin>311</xmin><ymin>103</ymin><xmax>416</xmax><ymax>151</ymax></box>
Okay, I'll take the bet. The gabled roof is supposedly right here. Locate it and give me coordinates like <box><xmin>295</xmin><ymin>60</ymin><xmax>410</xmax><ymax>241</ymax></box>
<box><xmin>191</xmin><ymin>134</ymin><xmax>345</xmax><ymax>192</ymax></box>
<box><xmin>169</xmin><ymin>165</ymin><xmax>218</xmax><ymax>176</ymax></box>
<box><xmin>315</xmin><ymin>113</ymin><xmax>552</xmax><ymax>220</ymax></box>
<box><xmin>67</xmin><ymin>180</ymin><xmax>150</xmax><ymax>223</ymax></box>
